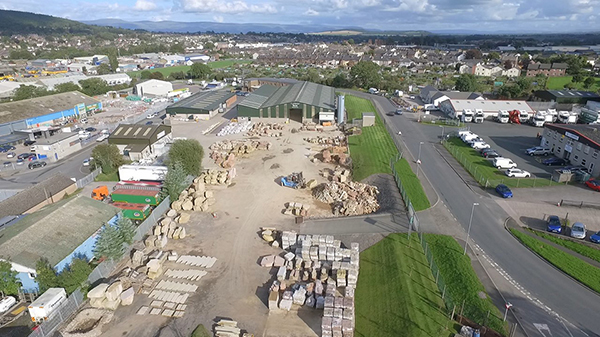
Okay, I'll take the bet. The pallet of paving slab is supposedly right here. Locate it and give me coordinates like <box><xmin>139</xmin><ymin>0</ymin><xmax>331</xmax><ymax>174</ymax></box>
<box><xmin>155</xmin><ymin>279</ymin><xmax>198</xmax><ymax>292</ymax></box>
<box><xmin>165</xmin><ymin>269</ymin><xmax>208</xmax><ymax>281</ymax></box>
<box><xmin>148</xmin><ymin>290</ymin><xmax>189</xmax><ymax>304</ymax></box>
<box><xmin>176</xmin><ymin>255</ymin><xmax>217</xmax><ymax>268</ymax></box>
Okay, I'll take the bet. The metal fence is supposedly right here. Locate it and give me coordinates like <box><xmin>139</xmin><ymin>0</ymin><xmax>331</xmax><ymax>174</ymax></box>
<box><xmin>442</xmin><ymin>138</ymin><xmax>556</xmax><ymax>189</ymax></box>
<box><xmin>27</xmin><ymin>289</ymin><xmax>84</xmax><ymax>337</ymax></box>
<box><xmin>390</xmin><ymin>153</ymin><xmax>420</xmax><ymax>233</ymax></box>
<box><xmin>76</xmin><ymin>168</ymin><xmax>102</xmax><ymax>189</ymax></box>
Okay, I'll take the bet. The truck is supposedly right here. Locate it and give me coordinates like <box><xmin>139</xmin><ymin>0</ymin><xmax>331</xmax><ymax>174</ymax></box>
<box><xmin>461</xmin><ymin>109</ymin><xmax>474</xmax><ymax>123</ymax></box>
<box><xmin>557</xmin><ymin>111</ymin><xmax>578</xmax><ymax>124</ymax></box>
<box><xmin>424</xmin><ymin>104</ymin><xmax>437</xmax><ymax>111</ymax></box>
<box><xmin>118</xmin><ymin>165</ymin><xmax>168</xmax><ymax>182</ymax></box>
<box><xmin>91</xmin><ymin>186</ymin><xmax>110</xmax><ymax>201</ymax></box>
<box><xmin>519</xmin><ymin>110</ymin><xmax>531</xmax><ymax>124</ymax></box>
<box><xmin>474</xmin><ymin>109</ymin><xmax>484</xmax><ymax>123</ymax></box>
<box><xmin>496</xmin><ymin>110</ymin><xmax>509</xmax><ymax>123</ymax></box>
<box><xmin>28</xmin><ymin>288</ymin><xmax>66</xmax><ymax>323</ymax></box>
<box><xmin>111</xmin><ymin>188</ymin><xmax>161</xmax><ymax>205</ymax></box>
<box><xmin>531</xmin><ymin>112</ymin><xmax>547</xmax><ymax>127</ymax></box>
<box><xmin>547</xmin><ymin>109</ymin><xmax>558</xmax><ymax>122</ymax></box>
<box><xmin>111</xmin><ymin>202</ymin><xmax>151</xmax><ymax>221</ymax></box>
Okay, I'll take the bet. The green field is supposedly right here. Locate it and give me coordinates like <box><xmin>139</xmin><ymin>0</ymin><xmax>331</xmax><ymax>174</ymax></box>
<box><xmin>424</xmin><ymin>234</ymin><xmax>508</xmax><ymax>335</ymax></box>
<box><xmin>546</xmin><ymin>76</ymin><xmax>600</xmax><ymax>92</ymax></box>
<box><xmin>443</xmin><ymin>137</ymin><xmax>558</xmax><ymax>188</ymax></box>
<box><xmin>128</xmin><ymin>60</ymin><xmax>252</xmax><ymax>78</ymax></box>
<box><xmin>207</xmin><ymin>59</ymin><xmax>252</xmax><ymax>69</ymax></box>
<box><xmin>529</xmin><ymin>229</ymin><xmax>600</xmax><ymax>264</ymax></box>
<box><xmin>394</xmin><ymin>158</ymin><xmax>430</xmax><ymax>211</ymax></box>
<box><xmin>511</xmin><ymin>229</ymin><xmax>600</xmax><ymax>293</ymax></box>
<box><xmin>355</xmin><ymin>234</ymin><xmax>457</xmax><ymax>337</ymax></box>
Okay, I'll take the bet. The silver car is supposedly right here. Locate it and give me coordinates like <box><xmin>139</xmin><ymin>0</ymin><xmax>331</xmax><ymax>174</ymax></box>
<box><xmin>571</xmin><ymin>222</ymin><xmax>587</xmax><ymax>239</ymax></box>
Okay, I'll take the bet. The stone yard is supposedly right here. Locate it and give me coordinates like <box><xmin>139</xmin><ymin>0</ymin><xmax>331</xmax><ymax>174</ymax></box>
<box><xmin>98</xmin><ymin>118</ymin><xmax>381</xmax><ymax>337</ymax></box>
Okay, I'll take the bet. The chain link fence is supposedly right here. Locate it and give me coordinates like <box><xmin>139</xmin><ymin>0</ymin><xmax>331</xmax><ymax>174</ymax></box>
<box><xmin>75</xmin><ymin>168</ymin><xmax>101</xmax><ymax>189</ymax></box>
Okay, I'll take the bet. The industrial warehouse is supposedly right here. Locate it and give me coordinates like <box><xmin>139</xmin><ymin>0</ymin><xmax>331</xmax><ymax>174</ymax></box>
<box><xmin>237</xmin><ymin>81</ymin><xmax>336</xmax><ymax>122</ymax></box>
<box><xmin>166</xmin><ymin>90</ymin><xmax>237</xmax><ymax>120</ymax></box>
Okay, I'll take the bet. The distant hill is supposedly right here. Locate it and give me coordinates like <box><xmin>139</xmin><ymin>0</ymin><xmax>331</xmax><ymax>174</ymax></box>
<box><xmin>0</xmin><ymin>10</ymin><xmax>133</xmax><ymax>36</ymax></box>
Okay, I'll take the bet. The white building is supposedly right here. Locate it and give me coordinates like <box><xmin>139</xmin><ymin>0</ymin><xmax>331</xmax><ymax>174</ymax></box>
<box><xmin>72</xmin><ymin>55</ymin><xmax>108</xmax><ymax>65</ymax></box>
<box><xmin>135</xmin><ymin>79</ymin><xmax>173</xmax><ymax>98</ymax></box>
<box><xmin>502</xmin><ymin>67</ymin><xmax>521</xmax><ymax>78</ymax></box>
<box><xmin>37</xmin><ymin>75</ymin><xmax>88</xmax><ymax>91</ymax></box>
<box><xmin>473</xmin><ymin>63</ymin><xmax>503</xmax><ymax>77</ymax></box>
<box><xmin>440</xmin><ymin>99</ymin><xmax>534</xmax><ymax>119</ymax></box>
<box><xmin>0</xmin><ymin>81</ymin><xmax>23</xmax><ymax>99</ymax></box>
<box><xmin>162</xmin><ymin>55</ymin><xmax>185</xmax><ymax>65</ymax></box>
<box><xmin>91</xmin><ymin>73</ymin><xmax>131</xmax><ymax>86</ymax></box>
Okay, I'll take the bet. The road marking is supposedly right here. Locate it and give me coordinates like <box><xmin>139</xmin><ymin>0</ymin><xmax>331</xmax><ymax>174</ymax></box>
<box><xmin>534</xmin><ymin>323</ymin><xmax>552</xmax><ymax>337</ymax></box>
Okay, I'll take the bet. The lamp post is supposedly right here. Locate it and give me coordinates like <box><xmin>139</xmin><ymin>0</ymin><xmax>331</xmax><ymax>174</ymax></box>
<box><xmin>439</xmin><ymin>125</ymin><xmax>445</xmax><ymax>142</ymax></box>
<box><xmin>417</xmin><ymin>141</ymin><xmax>424</xmax><ymax>178</ymax></box>
<box><xmin>464</xmin><ymin>202</ymin><xmax>479</xmax><ymax>255</ymax></box>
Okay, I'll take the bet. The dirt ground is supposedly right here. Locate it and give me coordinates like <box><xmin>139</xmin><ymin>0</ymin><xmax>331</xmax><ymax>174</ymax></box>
<box><xmin>99</xmin><ymin>118</ymin><xmax>360</xmax><ymax>337</ymax></box>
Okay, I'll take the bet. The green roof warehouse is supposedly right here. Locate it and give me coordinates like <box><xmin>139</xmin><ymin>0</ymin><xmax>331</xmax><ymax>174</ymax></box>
<box><xmin>166</xmin><ymin>90</ymin><xmax>237</xmax><ymax>120</ymax></box>
<box><xmin>237</xmin><ymin>81</ymin><xmax>336</xmax><ymax>122</ymax></box>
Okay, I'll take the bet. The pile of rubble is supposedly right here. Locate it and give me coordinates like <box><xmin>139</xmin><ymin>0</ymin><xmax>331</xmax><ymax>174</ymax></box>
<box><xmin>217</xmin><ymin>121</ymin><xmax>253</xmax><ymax>136</ymax></box>
<box><xmin>304</xmin><ymin>136</ymin><xmax>347</xmax><ymax>147</ymax></box>
<box><xmin>150</xmin><ymin>214</ymin><xmax>187</xmax><ymax>241</ymax></box>
<box><xmin>247</xmin><ymin>122</ymin><xmax>285</xmax><ymax>137</ymax></box>
<box><xmin>321</xmin><ymin>166</ymin><xmax>352</xmax><ymax>183</ymax></box>
<box><xmin>88</xmin><ymin>281</ymin><xmax>135</xmax><ymax>311</ymax></box>
<box><xmin>209</xmin><ymin>139</ymin><xmax>272</xmax><ymax>167</ymax></box>
<box><xmin>61</xmin><ymin>308</ymin><xmax>114</xmax><ymax>337</ymax></box>
<box><xmin>197</xmin><ymin>169</ymin><xmax>235</xmax><ymax>185</ymax></box>
<box><xmin>315</xmin><ymin>147</ymin><xmax>350</xmax><ymax>167</ymax></box>
<box><xmin>214</xmin><ymin>319</ymin><xmax>253</xmax><ymax>337</ymax></box>
<box><xmin>313</xmin><ymin>181</ymin><xmax>380</xmax><ymax>216</ymax></box>
<box><xmin>171</xmin><ymin>180</ymin><xmax>216</xmax><ymax>213</ymax></box>
<box><xmin>299</xmin><ymin>122</ymin><xmax>325</xmax><ymax>132</ymax></box>
<box><xmin>283</xmin><ymin>202</ymin><xmax>310</xmax><ymax>217</ymax></box>
<box><xmin>260</xmin><ymin>231</ymin><xmax>358</xmax><ymax>337</ymax></box>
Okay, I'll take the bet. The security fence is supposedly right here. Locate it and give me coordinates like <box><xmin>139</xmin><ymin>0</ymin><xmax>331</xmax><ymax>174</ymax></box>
<box><xmin>76</xmin><ymin>168</ymin><xmax>101</xmax><ymax>189</ymax></box>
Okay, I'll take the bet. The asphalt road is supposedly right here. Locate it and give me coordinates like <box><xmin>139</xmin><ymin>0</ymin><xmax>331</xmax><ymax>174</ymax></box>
<box><xmin>347</xmin><ymin>90</ymin><xmax>600</xmax><ymax>337</ymax></box>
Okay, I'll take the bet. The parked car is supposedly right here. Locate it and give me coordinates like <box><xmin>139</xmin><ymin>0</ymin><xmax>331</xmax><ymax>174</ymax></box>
<box><xmin>6</xmin><ymin>152</ymin><xmax>15</xmax><ymax>158</ymax></box>
<box><xmin>16</xmin><ymin>158</ymin><xmax>24</xmax><ymax>165</ymax></box>
<box><xmin>495</xmin><ymin>184</ymin><xmax>513</xmax><ymax>198</ymax></box>
<box><xmin>28</xmin><ymin>161</ymin><xmax>46</xmax><ymax>169</ymax></box>
<box><xmin>78</xmin><ymin>132</ymin><xmax>91</xmax><ymax>140</ymax></box>
<box><xmin>23</xmin><ymin>140</ymin><xmax>36</xmax><ymax>146</ymax></box>
<box><xmin>386</xmin><ymin>112</ymin><xmax>394</xmax><ymax>116</ymax></box>
<box><xmin>590</xmin><ymin>231</ymin><xmax>600</xmax><ymax>243</ymax></box>
<box><xmin>3</xmin><ymin>161</ymin><xmax>11</xmax><ymax>167</ymax></box>
<box><xmin>585</xmin><ymin>179</ymin><xmax>600</xmax><ymax>192</ymax></box>
<box><xmin>546</xmin><ymin>215</ymin><xmax>562</xmax><ymax>233</ymax></box>
<box><xmin>543</xmin><ymin>157</ymin><xmax>567</xmax><ymax>166</ymax></box>
<box><xmin>27</xmin><ymin>154</ymin><xmax>37</xmax><ymax>161</ymax></box>
<box><xmin>85</xmin><ymin>127</ymin><xmax>97</xmax><ymax>132</ymax></box>
<box><xmin>466</xmin><ymin>137</ymin><xmax>484</xmax><ymax>145</ymax></box>
<box><xmin>395</xmin><ymin>109</ymin><xmax>403</xmax><ymax>115</ymax></box>
<box><xmin>17</xmin><ymin>153</ymin><xmax>30</xmax><ymax>160</ymax></box>
<box><xmin>526</xmin><ymin>146</ymin><xmax>551</xmax><ymax>156</ymax></box>
<box><xmin>483</xmin><ymin>151</ymin><xmax>502</xmax><ymax>159</ymax></box>
<box><xmin>570</xmin><ymin>222</ymin><xmax>587</xmax><ymax>239</ymax></box>
<box><xmin>96</xmin><ymin>134</ymin><xmax>109</xmax><ymax>142</ymax></box>
<box><xmin>505</xmin><ymin>168</ymin><xmax>531</xmax><ymax>178</ymax></box>
<box><xmin>145</xmin><ymin>121</ymin><xmax>154</xmax><ymax>125</ymax></box>
<box><xmin>83</xmin><ymin>158</ymin><xmax>91</xmax><ymax>167</ymax></box>
<box><xmin>471</xmin><ymin>142</ymin><xmax>490</xmax><ymax>150</ymax></box>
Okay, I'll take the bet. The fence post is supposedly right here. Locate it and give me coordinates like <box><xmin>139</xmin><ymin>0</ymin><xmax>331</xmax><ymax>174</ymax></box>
<box><xmin>435</xmin><ymin>269</ymin><xmax>439</xmax><ymax>285</ymax></box>
<box><xmin>442</xmin><ymin>284</ymin><xmax>446</xmax><ymax>300</ymax></box>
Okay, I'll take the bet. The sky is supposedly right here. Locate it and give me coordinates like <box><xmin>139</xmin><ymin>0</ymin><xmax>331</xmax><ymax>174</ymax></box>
<box><xmin>2</xmin><ymin>0</ymin><xmax>600</xmax><ymax>33</ymax></box>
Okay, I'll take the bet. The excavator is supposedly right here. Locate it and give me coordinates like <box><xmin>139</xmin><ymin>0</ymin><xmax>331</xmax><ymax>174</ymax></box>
<box><xmin>508</xmin><ymin>110</ymin><xmax>521</xmax><ymax>124</ymax></box>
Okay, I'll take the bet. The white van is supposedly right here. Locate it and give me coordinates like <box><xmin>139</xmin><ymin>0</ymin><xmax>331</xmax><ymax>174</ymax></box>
<box><xmin>461</xmin><ymin>133</ymin><xmax>480</xmax><ymax>143</ymax></box>
<box><xmin>0</xmin><ymin>296</ymin><xmax>16</xmax><ymax>313</ymax></box>
<box><xmin>493</xmin><ymin>157</ymin><xmax>517</xmax><ymax>169</ymax></box>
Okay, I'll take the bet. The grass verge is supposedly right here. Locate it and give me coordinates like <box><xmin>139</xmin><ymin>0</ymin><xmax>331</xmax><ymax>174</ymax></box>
<box><xmin>344</xmin><ymin>94</ymin><xmax>430</xmax><ymax>210</ymax></box>
<box><xmin>443</xmin><ymin>137</ymin><xmax>558</xmax><ymax>188</ymax></box>
<box><xmin>528</xmin><ymin>229</ymin><xmax>600</xmax><ymax>263</ymax></box>
<box><xmin>547</xmin><ymin>76</ymin><xmax>600</xmax><ymax>92</ymax></box>
<box><xmin>191</xmin><ymin>324</ymin><xmax>211</xmax><ymax>337</ymax></box>
<box><xmin>424</xmin><ymin>234</ymin><xmax>508</xmax><ymax>335</ymax></box>
<box><xmin>355</xmin><ymin>234</ymin><xmax>457</xmax><ymax>337</ymax></box>
<box><xmin>95</xmin><ymin>171</ymin><xmax>119</xmax><ymax>182</ymax></box>
<box><xmin>510</xmin><ymin>228</ymin><xmax>600</xmax><ymax>293</ymax></box>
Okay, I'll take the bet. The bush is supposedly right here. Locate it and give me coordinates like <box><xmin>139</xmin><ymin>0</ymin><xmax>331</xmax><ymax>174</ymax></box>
<box><xmin>168</xmin><ymin>139</ymin><xmax>204</xmax><ymax>176</ymax></box>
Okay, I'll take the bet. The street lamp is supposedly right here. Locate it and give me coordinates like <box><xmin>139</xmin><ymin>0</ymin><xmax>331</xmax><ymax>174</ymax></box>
<box><xmin>417</xmin><ymin>141</ymin><xmax>424</xmax><ymax>178</ymax></box>
<box><xmin>464</xmin><ymin>202</ymin><xmax>479</xmax><ymax>255</ymax></box>
<box><xmin>439</xmin><ymin>125</ymin><xmax>445</xmax><ymax>142</ymax></box>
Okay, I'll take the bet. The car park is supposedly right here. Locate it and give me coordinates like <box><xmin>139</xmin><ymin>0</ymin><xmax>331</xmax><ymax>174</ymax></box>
<box><xmin>542</xmin><ymin>157</ymin><xmax>567</xmax><ymax>166</ymax></box>
<box><xmin>6</xmin><ymin>152</ymin><xmax>15</xmax><ymax>158</ymax></box>
<box><xmin>546</xmin><ymin>215</ymin><xmax>562</xmax><ymax>233</ymax></box>
<box><xmin>590</xmin><ymin>231</ymin><xmax>600</xmax><ymax>243</ymax></box>
<box><xmin>526</xmin><ymin>146</ymin><xmax>551</xmax><ymax>156</ymax></box>
<box><xmin>28</xmin><ymin>161</ymin><xmax>46</xmax><ymax>169</ymax></box>
<box><xmin>585</xmin><ymin>179</ymin><xmax>600</xmax><ymax>192</ymax></box>
<box><xmin>505</xmin><ymin>168</ymin><xmax>531</xmax><ymax>178</ymax></box>
<box><xmin>495</xmin><ymin>184</ymin><xmax>513</xmax><ymax>198</ymax></box>
<box><xmin>570</xmin><ymin>222</ymin><xmax>587</xmax><ymax>239</ymax></box>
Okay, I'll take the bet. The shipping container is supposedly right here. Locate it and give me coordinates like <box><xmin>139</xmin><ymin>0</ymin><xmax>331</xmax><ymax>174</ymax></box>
<box><xmin>112</xmin><ymin>202</ymin><xmax>151</xmax><ymax>220</ymax></box>
<box><xmin>111</xmin><ymin>188</ymin><xmax>161</xmax><ymax>205</ymax></box>
<box><xmin>28</xmin><ymin>288</ymin><xmax>66</xmax><ymax>323</ymax></box>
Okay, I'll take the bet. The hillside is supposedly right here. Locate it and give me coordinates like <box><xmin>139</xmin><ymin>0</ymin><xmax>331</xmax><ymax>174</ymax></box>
<box><xmin>0</xmin><ymin>10</ymin><xmax>133</xmax><ymax>36</ymax></box>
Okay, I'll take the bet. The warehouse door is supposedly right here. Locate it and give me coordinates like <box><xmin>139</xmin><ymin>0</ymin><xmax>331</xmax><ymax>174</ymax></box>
<box><xmin>289</xmin><ymin>109</ymin><xmax>303</xmax><ymax>123</ymax></box>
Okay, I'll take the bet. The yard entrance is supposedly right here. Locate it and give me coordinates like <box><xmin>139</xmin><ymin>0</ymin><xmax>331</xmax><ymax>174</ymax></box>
<box><xmin>289</xmin><ymin>108</ymin><xmax>303</xmax><ymax>123</ymax></box>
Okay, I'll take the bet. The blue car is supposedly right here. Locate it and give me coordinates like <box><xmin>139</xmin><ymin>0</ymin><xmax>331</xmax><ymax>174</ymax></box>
<box><xmin>495</xmin><ymin>184</ymin><xmax>513</xmax><ymax>198</ymax></box>
<box><xmin>590</xmin><ymin>231</ymin><xmax>600</xmax><ymax>243</ymax></box>
<box><xmin>542</xmin><ymin>157</ymin><xmax>567</xmax><ymax>166</ymax></box>
<box><xmin>546</xmin><ymin>215</ymin><xmax>562</xmax><ymax>233</ymax></box>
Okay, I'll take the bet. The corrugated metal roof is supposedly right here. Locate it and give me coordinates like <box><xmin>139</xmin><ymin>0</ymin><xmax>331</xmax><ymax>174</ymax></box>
<box><xmin>449</xmin><ymin>99</ymin><xmax>534</xmax><ymax>112</ymax></box>
<box><xmin>0</xmin><ymin>91</ymin><xmax>100</xmax><ymax>124</ymax></box>
<box><xmin>110</xmin><ymin>124</ymin><xmax>167</xmax><ymax>140</ymax></box>
<box><xmin>166</xmin><ymin>90</ymin><xmax>235</xmax><ymax>113</ymax></box>
<box><xmin>239</xmin><ymin>81</ymin><xmax>335</xmax><ymax>110</ymax></box>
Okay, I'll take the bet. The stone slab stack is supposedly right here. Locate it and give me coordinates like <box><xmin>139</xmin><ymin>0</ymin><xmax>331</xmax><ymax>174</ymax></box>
<box><xmin>312</xmin><ymin>181</ymin><xmax>380</xmax><ymax>216</ymax></box>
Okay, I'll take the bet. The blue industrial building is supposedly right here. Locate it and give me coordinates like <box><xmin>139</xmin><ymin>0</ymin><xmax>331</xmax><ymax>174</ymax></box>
<box><xmin>0</xmin><ymin>196</ymin><xmax>119</xmax><ymax>293</ymax></box>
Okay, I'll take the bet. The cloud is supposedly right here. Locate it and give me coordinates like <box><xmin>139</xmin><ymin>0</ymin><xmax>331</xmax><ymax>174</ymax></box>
<box><xmin>134</xmin><ymin>0</ymin><xmax>157</xmax><ymax>11</ymax></box>
<box><xmin>176</xmin><ymin>0</ymin><xmax>278</xmax><ymax>13</ymax></box>
<box><xmin>305</xmin><ymin>8</ymin><xmax>319</xmax><ymax>15</ymax></box>
<box><xmin>213</xmin><ymin>14</ymin><xmax>224</xmax><ymax>22</ymax></box>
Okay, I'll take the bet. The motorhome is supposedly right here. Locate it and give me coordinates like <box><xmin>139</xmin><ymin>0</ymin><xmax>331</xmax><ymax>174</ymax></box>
<box><xmin>496</xmin><ymin>110</ymin><xmax>509</xmax><ymax>123</ymax></box>
<box><xmin>474</xmin><ymin>109</ymin><xmax>484</xmax><ymax>123</ymax></box>
<box><xmin>462</xmin><ymin>109</ymin><xmax>474</xmax><ymax>123</ymax></box>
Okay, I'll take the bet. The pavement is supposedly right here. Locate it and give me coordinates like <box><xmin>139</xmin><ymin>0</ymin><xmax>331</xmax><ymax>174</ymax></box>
<box><xmin>345</xmin><ymin>90</ymin><xmax>600</xmax><ymax>337</ymax></box>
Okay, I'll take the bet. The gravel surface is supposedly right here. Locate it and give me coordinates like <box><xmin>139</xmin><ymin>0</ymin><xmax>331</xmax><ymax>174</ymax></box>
<box><xmin>362</xmin><ymin>173</ymin><xmax>405</xmax><ymax>215</ymax></box>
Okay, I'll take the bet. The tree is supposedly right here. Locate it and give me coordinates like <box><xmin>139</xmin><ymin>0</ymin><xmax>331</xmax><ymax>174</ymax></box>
<box><xmin>9</xmin><ymin>49</ymin><xmax>34</xmax><ymax>60</ymax></box>
<box><xmin>0</xmin><ymin>260</ymin><xmax>19</xmax><ymax>296</ymax></box>
<box><xmin>93</xmin><ymin>223</ymin><xmax>124</xmax><ymax>261</ymax></box>
<box><xmin>455</xmin><ymin>74</ymin><xmax>478</xmax><ymax>92</ymax></box>
<box><xmin>564</xmin><ymin>82</ymin><xmax>576</xmax><ymax>90</ymax></box>
<box><xmin>170</xmin><ymin>43</ymin><xmax>185</xmax><ymax>54</ymax></box>
<box><xmin>347</xmin><ymin>39</ymin><xmax>355</xmax><ymax>45</ymax></box>
<box><xmin>58</xmin><ymin>258</ymin><xmax>92</xmax><ymax>294</ymax></box>
<box><xmin>516</xmin><ymin>77</ymin><xmax>532</xmax><ymax>93</ymax></box>
<box><xmin>149</xmin><ymin>71</ymin><xmax>165</xmax><ymax>80</ymax></box>
<box><xmin>504</xmin><ymin>60</ymin><xmax>513</xmax><ymax>69</ymax></box>
<box><xmin>584</xmin><ymin>77</ymin><xmax>596</xmax><ymax>89</ymax></box>
<box><xmin>497</xmin><ymin>85</ymin><xmax>521</xmax><ymax>99</ymax></box>
<box><xmin>168</xmin><ymin>139</ymin><xmax>204</xmax><ymax>176</ymax></box>
<box><xmin>169</xmin><ymin>71</ymin><xmax>186</xmax><ymax>80</ymax></box>
<box><xmin>329</xmin><ymin>73</ymin><xmax>351</xmax><ymax>88</ymax></box>
<box><xmin>96</xmin><ymin>63</ymin><xmax>111</xmax><ymax>75</ymax></box>
<box><xmin>350</xmin><ymin>61</ymin><xmax>381</xmax><ymax>89</ymax></box>
<box><xmin>13</xmin><ymin>85</ymin><xmax>50</xmax><ymax>101</ymax></box>
<box><xmin>35</xmin><ymin>259</ymin><xmax>59</xmax><ymax>293</ymax></box>
<box><xmin>108</xmin><ymin>52</ymin><xmax>118</xmax><ymax>72</ymax></box>
<box><xmin>162</xmin><ymin>161</ymin><xmax>188</xmax><ymax>202</ymax></box>
<box><xmin>487</xmin><ymin>51</ymin><xmax>500</xmax><ymax>60</ymax></box>
<box><xmin>79</xmin><ymin>78</ymin><xmax>110</xmax><ymax>96</ymax></box>
<box><xmin>572</xmin><ymin>73</ymin><xmax>584</xmax><ymax>83</ymax></box>
<box><xmin>465</xmin><ymin>49</ymin><xmax>483</xmax><ymax>60</ymax></box>
<box><xmin>140</xmin><ymin>70</ymin><xmax>152</xmax><ymax>79</ymax></box>
<box><xmin>188</xmin><ymin>63</ymin><xmax>212</xmax><ymax>79</ymax></box>
<box><xmin>116</xmin><ymin>215</ymin><xmax>136</xmax><ymax>245</ymax></box>
<box><xmin>91</xmin><ymin>144</ymin><xmax>125</xmax><ymax>174</ymax></box>
<box><xmin>54</xmin><ymin>82</ymin><xmax>81</xmax><ymax>93</ymax></box>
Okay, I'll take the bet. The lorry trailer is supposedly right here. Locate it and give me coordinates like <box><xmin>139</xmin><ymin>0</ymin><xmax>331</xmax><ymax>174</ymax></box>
<box><xmin>28</xmin><ymin>288</ymin><xmax>66</xmax><ymax>323</ymax></box>
<box><xmin>112</xmin><ymin>202</ymin><xmax>151</xmax><ymax>221</ymax></box>
<box><xmin>111</xmin><ymin>188</ymin><xmax>161</xmax><ymax>206</ymax></box>
<box><xmin>118</xmin><ymin>165</ymin><xmax>168</xmax><ymax>182</ymax></box>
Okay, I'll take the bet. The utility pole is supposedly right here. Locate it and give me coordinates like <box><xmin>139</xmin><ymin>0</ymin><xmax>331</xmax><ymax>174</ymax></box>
<box><xmin>464</xmin><ymin>202</ymin><xmax>479</xmax><ymax>255</ymax></box>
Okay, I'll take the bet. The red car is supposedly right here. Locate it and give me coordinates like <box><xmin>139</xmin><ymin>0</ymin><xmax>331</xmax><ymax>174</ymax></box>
<box><xmin>585</xmin><ymin>179</ymin><xmax>600</xmax><ymax>191</ymax></box>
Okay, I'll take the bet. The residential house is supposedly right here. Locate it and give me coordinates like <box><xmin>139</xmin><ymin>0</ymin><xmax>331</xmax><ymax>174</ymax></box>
<box><xmin>526</xmin><ymin>62</ymin><xmax>568</xmax><ymax>77</ymax></box>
